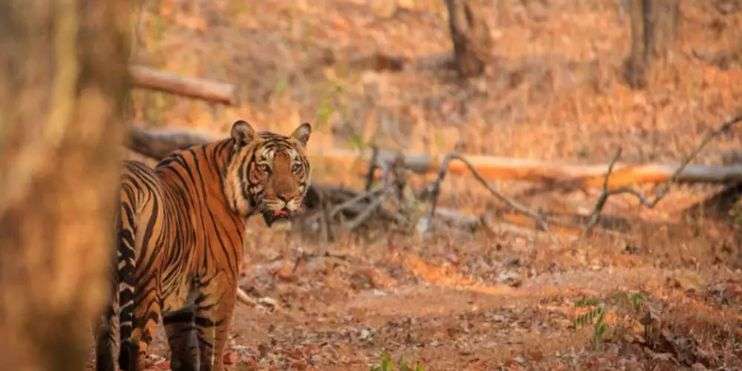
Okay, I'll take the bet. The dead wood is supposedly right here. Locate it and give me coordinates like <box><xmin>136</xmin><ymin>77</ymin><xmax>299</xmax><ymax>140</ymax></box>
<box><xmin>584</xmin><ymin>115</ymin><xmax>742</xmax><ymax>234</ymax></box>
<box><xmin>426</xmin><ymin>153</ymin><xmax>548</xmax><ymax>231</ymax></box>
<box><xmin>125</xmin><ymin>127</ymin><xmax>742</xmax><ymax>187</ymax></box>
<box><xmin>434</xmin><ymin>207</ymin><xmax>481</xmax><ymax>231</ymax></box>
<box><xmin>123</xmin><ymin>121</ymin><xmax>741</xmax><ymax>238</ymax></box>
<box><xmin>365</xmin><ymin>146</ymin><xmax>380</xmax><ymax>191</ymax></box>
<box><xmin>129</xmin><ymin>65</ymin><xmax>237</xmax><ymax>105</ymax></box>
<box><xmin>345</xmin><ymin>191</ymin><xmax>389</xmax><ymax>231</ymax></box>
<box><xmin>321</xmin><ymin>148</ymin><xmax>742</xmax><ymax>187</ymax></box>
<box><xmin>127</xmin><ymin>125</ymin><xmax>214</xmax><ymax>159</ymax></box>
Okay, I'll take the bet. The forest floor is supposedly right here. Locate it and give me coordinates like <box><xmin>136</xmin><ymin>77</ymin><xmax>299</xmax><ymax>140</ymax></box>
<box><xmin>91</xmin><ymin>0</ymin><xmax>742</xmax><ymax>369</ymax></box>
<box><xmin>114</xmin><ymin>216</ymin><xmax>741</xmax><ymax>370</ymax></box>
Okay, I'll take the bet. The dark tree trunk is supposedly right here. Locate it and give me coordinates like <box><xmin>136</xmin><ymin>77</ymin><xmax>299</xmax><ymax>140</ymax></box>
<box><xmin>444</xmin><ymin>0</ymin><xmax>493</xmax><ymax>78</ymax></box>
<box><xmin>0</xmin><ymin>1</ymin><xmax>129</xmax><ymax>370</ymax></box>
<box><xmin>625</xmin><ymin>0</ymin><xmax>680</xmax><ymax>88</ymax></box>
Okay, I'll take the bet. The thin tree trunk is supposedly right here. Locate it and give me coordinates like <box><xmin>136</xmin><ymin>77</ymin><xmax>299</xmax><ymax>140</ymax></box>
<box><xmin>444</xmin><ymin>0</ymin><xmax>493</xmax><ymax>78</ymax></box>
<box><xmin>0</xmin><ymin>1</ymin><xmax>129</xmax><ymax>370</ymax></box>
<box><xmin>625</xmin><ymin>0</ymin><xmax>680</xmax><ymax>88</ymax></box>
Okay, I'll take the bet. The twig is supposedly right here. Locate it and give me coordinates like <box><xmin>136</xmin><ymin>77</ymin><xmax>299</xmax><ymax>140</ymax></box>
<box><xmin>344</xmin><ymin>191</ymin><xmax>389</xmax><ymax>231</ymax></box>
<box><xmin>329</xmin><ymin>186</ymin><xmax>385</xmax><ymax>218</ymax></box>
<box><xmin>584</xmin><ymin>148</ymin><xmax>623</xmax><ymax>233</ymax></box>
<box><xmin>650</xmin><ymin>114</ymin><xmax>741</xmax><ymax>203</ymax></box>
<box><xmin>318</xmin><ymin>188</ymin><xmax>334</xmax><ymax>245</ymax></box>
<box><xmin>427</xmin><ymin>153</ymin><xmax>548</xmax><ymax>231</ymax></box>
<box><xmin>583</xmin><ymin>115</ymin><xmax>742</xmax><ymax>235</ymax></box>
<box><xmin>290</xmin><ymin>249</ymin><xmax>352</xmax><ymax>274</ymax></box>
<box><xmin>365</xmin><ymin>146</ymin><xmax>379</xmax><ymax>191</ymax></box>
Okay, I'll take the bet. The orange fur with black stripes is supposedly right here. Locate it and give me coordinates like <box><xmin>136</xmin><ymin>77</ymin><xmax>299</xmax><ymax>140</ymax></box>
<box><xmin>95</xmin><ymin>121</ymin><xmax>311</xmax><ymax>371</ymax></box>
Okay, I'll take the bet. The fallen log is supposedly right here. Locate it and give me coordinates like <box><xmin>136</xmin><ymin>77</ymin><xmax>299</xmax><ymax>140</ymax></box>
<box><xmin>125</xmin><ymin>127</ymin><xmax>742</xmax><ymax>188</ymax></box>
<box><xmin>129</xmin><ymin>65</ymin><xmax>237</xmax><ymax>105</ymax></box>
<box><xmin>320</xmin><ymin>149</ymin><xmax>742</xmax><ymax>188</ymax></box>
<box><xmin>128</xmin><ymin>125</ymin><xmax>212</xmax><ymax>159</ymax></box>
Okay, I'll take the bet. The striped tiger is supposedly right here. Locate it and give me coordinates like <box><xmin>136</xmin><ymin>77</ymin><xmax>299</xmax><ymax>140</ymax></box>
<box><xmin>95</xmin><ymin>120</ymin><xmax>311</xmax><ymax>371</ymax></box>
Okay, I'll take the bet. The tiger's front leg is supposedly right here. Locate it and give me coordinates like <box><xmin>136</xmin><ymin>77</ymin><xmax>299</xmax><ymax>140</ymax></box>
<box><xmin>194</xmin><ymin>280</ymin><xmax>237</xmax><ymax>371</ymax></box>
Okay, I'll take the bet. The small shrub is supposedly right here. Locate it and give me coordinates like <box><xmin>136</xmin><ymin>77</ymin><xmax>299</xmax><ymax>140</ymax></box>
<box><xmin>573</xmin><ymin>291</ymin><xmax>646</xmax><ymax>349</ymax></box>
<box><xmin>370</xmin><ymin>352</ymin><xmax>425</xmax><ymax>371</ymax></box>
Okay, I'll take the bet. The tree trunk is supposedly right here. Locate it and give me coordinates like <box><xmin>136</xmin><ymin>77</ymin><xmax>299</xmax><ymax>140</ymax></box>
<box><xmin>625</xmin><ymin>0</ymin><xmax>680</xmax><ymax>88</ymax></box>
<box><xmin>444</xmin><ymin>0</ymin><xmax>493</xmax><ymax>78</ymax></box>
<box><xmin>0</xmin><ymin>1</ymin><xmax>129</xmax><ymax>370</ymax></box>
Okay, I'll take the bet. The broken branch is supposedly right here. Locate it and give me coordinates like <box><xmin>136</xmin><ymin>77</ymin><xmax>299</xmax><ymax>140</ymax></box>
<box><xmin>584</xmin><ymin>148</ymin><xmax>623</xmax><ymax>233</ymax></box>
<box><xmin>344</xmin><ymin>191</ymin><xmax>389</xmax><ymax>231</ymax></box>
<box><xmin>427</xmin><ymin>153</ymin><xmax>548</xmax><ymax>231</ymax></box>
<box><xmin>584</xmin><ymin>115</ymin><xmax>742</xmax><ymax>235</ymax></box>
<box><xmin>129</xmin><ymin>65</ymin><xmax>237</xmax><ymax>105</ymax></box>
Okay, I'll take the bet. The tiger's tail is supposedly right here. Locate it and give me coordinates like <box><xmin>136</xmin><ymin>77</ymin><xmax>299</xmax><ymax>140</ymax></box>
<box><xmin>117</xmin><ymin>198</ymin><xmax>138</xmax><ymax>370</ymax></box>
<box><xmin>94</xmin><ymin>216</ymin><xmax>121</xmax><ymax>371</ymax></box>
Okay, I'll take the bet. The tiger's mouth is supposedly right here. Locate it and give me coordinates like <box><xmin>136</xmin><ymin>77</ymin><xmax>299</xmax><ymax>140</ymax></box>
<box><xmin>261</xmin><ymin>208</ymin><xmax>292</xmax><ymax>227</ymax></box>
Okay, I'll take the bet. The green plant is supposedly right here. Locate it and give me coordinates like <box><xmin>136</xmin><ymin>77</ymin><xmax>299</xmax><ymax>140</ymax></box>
<box><xmin>573</xmin><ymin>292</ymin><xmax>647</xmax><ymax>349</ymax></box>
<box><xmin>370</xmin><ymin>352</ymin><xmax>425</xmax><ymax>371</ymax></box>
<box><xmin>574</xmin><ymin>298</ymin><xmax>607</xmax><ymax>348</ymax></box>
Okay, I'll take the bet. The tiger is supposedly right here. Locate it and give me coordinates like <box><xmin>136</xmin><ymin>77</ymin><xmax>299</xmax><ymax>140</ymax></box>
<box><xmin>95</xmin><ymin>120</ymin><xmax>311</xmax><ymax>371</ymax></box>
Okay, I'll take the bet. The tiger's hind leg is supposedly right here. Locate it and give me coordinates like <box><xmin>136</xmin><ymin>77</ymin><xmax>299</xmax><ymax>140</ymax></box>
<box><xmin>163</xmin><ymin>284</ymin><xmax>201</xmax><ymax>371</ymax></box>
<box><xmin>96</xmin><ymin>213</ymin><xmax>123</xmax><ymax>371</ymax></box>
<box><xmin>193</xmin><ymin>281</ymin><xmax>237</xmax><ymax>371</ymax></box>
<box><xmin>163</xmin><ymin>305</ymin><xmax>201</xmax><ymax>371</ymax></box>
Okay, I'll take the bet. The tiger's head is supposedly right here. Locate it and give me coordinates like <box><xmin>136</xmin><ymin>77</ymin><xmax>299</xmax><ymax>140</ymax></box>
<box><xmin>224</xmin><ymin>120</ymin><xmax>311</xmax><ymax>226</ymax></box>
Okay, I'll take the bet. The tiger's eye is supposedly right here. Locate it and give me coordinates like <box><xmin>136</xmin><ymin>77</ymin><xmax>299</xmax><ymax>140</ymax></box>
<box><xmin>258</xmin><ymin>164</ymin><xmax>270</xmax><ymax>173</ymax></box>
<box><xmin>292</xmin><ymin>163</ymin><xmax>303</xmax><ymax>173</ymax></box>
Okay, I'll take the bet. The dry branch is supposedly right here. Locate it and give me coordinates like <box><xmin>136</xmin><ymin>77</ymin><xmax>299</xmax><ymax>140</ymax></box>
<box><xmin>427</xmin><ymin>153</ymin><xmax>548</xmax><ymax>231</ymax></box>
<box><xmin>584</xmin><ymin>115</ymin><xmax>742</xmax><ymax>234</ymax></box>
<box><xmin>330</xmin><ymin>186</ymin><xmax>385</xmax><ymax>218</ymax></box>
<box><xmin>344</xmin><ymin>191</ymin><xmax>389</xmax><ymax>231</ymax></box>
<box><xmin>584</xmin><ymin>148</ymin><xmax>624</xmax><ymax>233</ymax></box>
<box><xmin>129</xmin><ymin>65</ymin><xmax>237</xmax><ymax>105</ymax></box>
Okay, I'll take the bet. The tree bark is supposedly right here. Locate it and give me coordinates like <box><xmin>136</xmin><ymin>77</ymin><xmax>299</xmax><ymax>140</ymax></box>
<box><xmin>625</xmin><ymin>0</ymin><xmax>680</xmax><ymax>88</ymax></box>
<box><xmin>0</xmin><ymin>1</ymin><xmax>129</xmax><ymax>370</ymax></box>
<box><xmin>444</xmin><ymin>0</ymin><xmax>493</xmax><ymax>78</ymax></box>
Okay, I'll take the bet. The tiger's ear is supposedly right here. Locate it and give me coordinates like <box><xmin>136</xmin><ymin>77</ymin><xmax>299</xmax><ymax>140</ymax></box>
<box><xmin>231</xmin><ymin>120</ymin><xmax>255</xmax><ymax>146</ymax></box>
<box><xmin>290</xmin><ymin>122</ymin><xmax>311</xmax><ymax>146</ymax></box>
